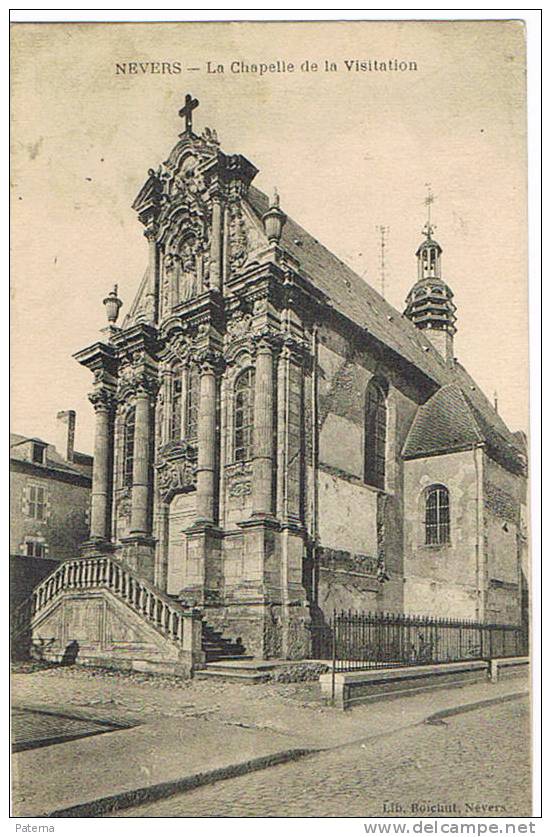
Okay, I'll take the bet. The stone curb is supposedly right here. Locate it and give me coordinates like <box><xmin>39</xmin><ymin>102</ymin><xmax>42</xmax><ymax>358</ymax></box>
<box><xmin>423</xmin><ymin>690</ymin><xmax>528</xmax><ymax>725</ymax></box>
<box><xmin>46</xmin><ymin>748</ymin><xmax>316</xmax><ymax>818</ymax></box>
<box><xmin>29</xmin><ymin>686</ymin><xmax>529</xmax><ymax>818</ymax></box>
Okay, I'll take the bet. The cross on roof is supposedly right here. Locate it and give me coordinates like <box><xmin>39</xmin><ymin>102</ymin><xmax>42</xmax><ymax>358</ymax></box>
<box><xmin>179</xmin><ymin>94</ymin><xmax>199</xmax><ymax>134</ymax></box>
<box><xmin>423</xmin><ymin>182</ymin><xmax>437</xmax><ymax>238</ymax></box>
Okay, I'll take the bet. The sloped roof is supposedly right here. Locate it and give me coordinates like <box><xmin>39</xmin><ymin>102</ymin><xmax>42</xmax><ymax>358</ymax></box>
<box><xmin>248</xmin><ymin>186</ymin><xmax>450</xmax><ymax>387</ymax></box>
<box><xmin>10</xmin><ymin>433</ymin><xmax>93</xmax><ymax>480</ymax></box>
<box><xmin>402</xmin><ymin>384</ymin><xmax>484</xmax><ymax>457</ymax></box>
<box><xmin>247</xmin><ymin>186</ymin><xmax>525</xmax><ymax>474</ymax></box>
<box><xmin>402</xmin><ymin>382</ymin><xmax>526</xmax><ymax>474</ymax></box>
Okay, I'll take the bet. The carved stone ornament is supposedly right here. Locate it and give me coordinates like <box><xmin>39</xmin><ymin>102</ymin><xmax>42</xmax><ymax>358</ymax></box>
<box><xmin>226</xmin><ymin>310</ymin><xmax>253</xmax><ymax>339</ymax></box>
<box><xmin>227</xmin><ymin>201</ymin><xmax>248</xmax><ymax>271</ymax></box>
<box><xmin>117</xmin><ymin>496</ymin><xmax>132</xmax><ymax>518</ymax></box>
<box><xmin>226</xmin><ymin>461</ymin><xmax>253</xmax><ymax>499</ymax></box>
<box><xmin>155</xmin><ymin>151</ymin><xmax>215</xmax><ymax>314</ymax></box>
<box><xmin>156</xmin><ymin>441</ymin><xmax>198</xmax><ymax>502</ymax></box>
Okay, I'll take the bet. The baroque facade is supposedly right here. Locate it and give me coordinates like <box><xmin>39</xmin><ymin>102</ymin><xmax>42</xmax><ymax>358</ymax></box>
<box><xmin>74</xmin><ymin>99</ymin><xmax>527</xmax><ymax>659</ymax></box>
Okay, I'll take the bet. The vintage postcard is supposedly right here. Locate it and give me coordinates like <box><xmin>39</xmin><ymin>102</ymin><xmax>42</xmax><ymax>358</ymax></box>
<box><xmin>10</xmin><ymin>18</ymin><xmax>534</xmax><ymax>823</ymax></box>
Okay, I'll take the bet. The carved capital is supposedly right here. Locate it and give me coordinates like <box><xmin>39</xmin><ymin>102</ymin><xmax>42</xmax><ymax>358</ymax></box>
<box><xmin>194</xmin><ymin>348</ymin><xmax>225</xmax><ymax>376</ymax></box>
<box><xmin>135</xmin><ymin>374</ymin><xmax>160</xmax><ymax>400</ymax></box>
<box><xmin>252</xmin><ymin>329</ymin><xmax>283</xmax><ymax>355</ymax></box>
<box><xmin>88</xmin><ymin>388</ymin><xmax>116</xmax><ymax>413</ymax></box>
<box><xmin>144</xmin><ymin>222</ymin><xmax>159</xmax><ymax>242</ymax></box>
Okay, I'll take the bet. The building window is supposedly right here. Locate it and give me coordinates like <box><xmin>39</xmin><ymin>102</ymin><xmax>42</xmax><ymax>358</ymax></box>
<box><xmin>123</xmin><ymin>408</ymin><xmax>135</xmax><ymax>487</ymax></box>
<box><xmin>425</xmin><ymin>484</ymin><xmax>450</xmax><ymax>545</ymax></box>
<box><xmin>364</xmin><ymin>380</ymin><xmax>387</xmax><ymax>489</ymax></box>
<box><xmin>185</xmin><ymin>365</ymin><xmax>199</xmax><ymax>443</ymax></box>
<box><xmin>170</xmin><ymin>366</ymin><xmax>182</xmax><ymax>441</ymax></box>
<box><xmin>32</xmin><ymin>443</ymin><xmax>46</xmax><ymax>465</ymax></box>
<box><xmin>234</xmin><ymin>367</ymin><xmax>255</xmax><ymax>461</ymax></box>
<box><xmin>25</xmin><ymin>540</ymin><xmax>46</xmax><ymax>558</ymax></box>
<box><xmin>28</xmin><ymin>485</ymin><xmax>46</xmax><ymax>520</ymax></box>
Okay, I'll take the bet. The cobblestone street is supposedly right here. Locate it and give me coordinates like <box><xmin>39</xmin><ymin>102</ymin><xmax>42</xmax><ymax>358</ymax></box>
<box><xmin>113</xmin><ymin>697</ymin><xmax>531</xmax><ymax>818</ymax></box>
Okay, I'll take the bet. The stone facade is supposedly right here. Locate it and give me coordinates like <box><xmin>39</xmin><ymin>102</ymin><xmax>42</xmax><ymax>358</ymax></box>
<box><xmin>10</xmin><ymin>425</ymin><xmax>92</xmax><ymax>563</ymax></box>
<box><xmin>73</xmin><ymin>100</ymin><xmax>527</xmax><ymax>661</ymax></box>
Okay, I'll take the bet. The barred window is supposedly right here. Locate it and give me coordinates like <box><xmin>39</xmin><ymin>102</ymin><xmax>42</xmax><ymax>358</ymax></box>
<box><xmin>123</xmin><ymin>408</ymin><xmax>135</xmax><ymax>488</ymax></box>
<box><xmin>364</xmin><ymin>380</ymin><xmax>387</xmax><ymax>490</ymax></box>
<box><xmin>185</xmin><ymin>365</ymin><xmax>199</xmax><ymax>443</ymax></box>
<box><xmin>170</xmin><ymin>366</ymin><xmax>182</xmax><ymax>441</ymax></box>
<box><xmin>234</xmin><ymin>368</ymin><xmax>255</xmax><ymax>461</ymax></box>
<box><xmin>425</xmin><ymin>484</ymin><xmax>450</xmax><ymax>545</ymax></box>
<box><xmin>28</xmin><ymin>485</ymin><xmax>46</xmax><ymax>520</ymax></box>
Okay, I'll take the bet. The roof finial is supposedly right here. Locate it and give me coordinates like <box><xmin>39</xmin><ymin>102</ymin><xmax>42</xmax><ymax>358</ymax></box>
<box><xmin>423</xmin><ymin>182</ymin><xmax>436</xmax><ymax>239</ymax></box>
<box><xmin>494</xmin><ymin>390</ymin><xmax>499</xmax><ymax>413</ymax></box>
<box><xmin>178</xmin><ymin>93</ymin><xmax>199</xmax><ymax>135</ymax></box>
<box><xmin>376</xmin><ymin>224</ymin><xmax>390</xmax><ymax>299</ymax></box>
<box><xmin>103</xmin><ymin>285</ymin><xmax>122</xmax><ymax>325</ymax></box>
<box><xmin>270</xmin><ymin>187</ymin><xmax>280</xmax><ymax>209</ymax></box>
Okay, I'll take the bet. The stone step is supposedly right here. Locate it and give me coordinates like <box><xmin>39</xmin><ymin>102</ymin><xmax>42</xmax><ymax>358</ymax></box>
<box><xmin>194</xmin><ymin>668</ymin><xmax>270</xmax><ymax>683</ymax></box>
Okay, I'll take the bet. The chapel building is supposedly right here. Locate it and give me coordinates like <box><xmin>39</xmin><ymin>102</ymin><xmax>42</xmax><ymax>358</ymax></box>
<box><xmin>74</xmin><ymin>98</ymin><xmax>528</xmax><ymax>660</ymax></box>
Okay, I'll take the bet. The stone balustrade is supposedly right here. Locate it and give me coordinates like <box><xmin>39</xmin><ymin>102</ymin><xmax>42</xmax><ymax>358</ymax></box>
<box><xmin>11</xmin><ymin>556</ymin><xmax>200</xmax><ymax>653</ymax></box>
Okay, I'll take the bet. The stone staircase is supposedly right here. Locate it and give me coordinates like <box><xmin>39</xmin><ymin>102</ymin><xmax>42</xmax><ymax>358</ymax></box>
<box><xmin>201</xmin><ymin>622</ymin><xmax>249</xmax><ymax>663</ymax></box>
<box><xmin>10</xmin><ymin>557</ymin><xmax>204</xmax><ymax>676</ymax></box>
<box><xmin>194</xmin><ymin>658</ymin><xmax>282</xmax><ymax>683</ymax></box>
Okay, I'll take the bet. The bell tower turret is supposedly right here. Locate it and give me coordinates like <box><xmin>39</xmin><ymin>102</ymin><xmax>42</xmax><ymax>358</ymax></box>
<box><xmin>404</xmin><ymin>187</ymin><xmax>456</xmax><ymax>365</ymax></box>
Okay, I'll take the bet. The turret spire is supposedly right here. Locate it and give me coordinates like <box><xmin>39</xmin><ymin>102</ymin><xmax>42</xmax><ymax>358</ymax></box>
<box><xmin>404</xmin><ymin>192</ymin><xmax>456</xmax><ymax>366</ymax></box>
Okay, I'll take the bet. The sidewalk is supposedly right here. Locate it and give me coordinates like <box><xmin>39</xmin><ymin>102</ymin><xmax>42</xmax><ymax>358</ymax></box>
<box><xmin>11</xmin><ymin>663</ymin><xmax>529</xmax><ymax>817</ymax></box>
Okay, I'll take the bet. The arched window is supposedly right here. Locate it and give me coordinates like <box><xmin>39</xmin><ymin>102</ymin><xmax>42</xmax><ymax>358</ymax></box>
<box><xmin>234</xmin><ymin>368</ymin><xmax>255</xmax><ymax>461</ymax></box>
<box><xmin>425</xmin><ymin>484</ymin><xmax>450</xmax><ymax>545</ymax></box>
<box><xmin>185</xmin><ymin>365</ymin><xmax>199</xmax><ymax>443</ymax></box>
<box><xmin>364</xmin><ymin>380</ymin><xmax>387</xmax><ymax>489</ymax></box>
<box><xmin>170</xmin><ymin>366</ymin><xmax>182</xmax><ymax>441</ymax></box>
<box><xmin>123</xmin><ymin>407</ymin><xmax>135</xmax><ymax>488</ymax></box>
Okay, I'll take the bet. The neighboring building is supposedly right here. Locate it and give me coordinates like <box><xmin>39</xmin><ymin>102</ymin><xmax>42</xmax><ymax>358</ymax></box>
<box><xmin>10</xmin><ymin>411</ymin><xmax>92</xmax><ymax>563</ymax></box>
<box><xmin>40</xmin><ymin>98</ymin><xmax>526</xmax><ymax>661</ymax></box>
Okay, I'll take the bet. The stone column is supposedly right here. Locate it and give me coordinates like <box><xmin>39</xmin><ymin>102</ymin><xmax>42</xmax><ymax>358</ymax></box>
<box><xmin>209</xmin><ymin>196</ymin><xmax>223</xmax><ymax>292</ymax></box>
<box><xmin>130</xmin><ymin>384</ymin><xmax>153</xmax><ymax>536</ymax></box>
<box><xmin>89</xmin><ymin>390</ymin><xmax>114</xmax><ymax>542</ymax></box>
<box><xmin>252</xmin><ymin>337</ymin><xmax>276</xmax><ymax>517</ymax></box>
<box><xmin>195</xmin><ymin>353</ymin><xmax>220</xmax><ymax>523</ymax></box>
<box><xmin>144</xmin><ymin>222</ymin><xmax>159</xmax><ymax>322</ymax></box>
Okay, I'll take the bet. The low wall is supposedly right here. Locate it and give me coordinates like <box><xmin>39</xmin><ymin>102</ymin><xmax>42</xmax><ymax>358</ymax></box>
<box><xmin>30</xmin><ymin>588</ymin><xmax>204</xmax><ymax>678</ymax></box>
<box><xmin>319</xmin><ymin>658</ymin><xmax>529</xmax><ymax>709</ymax></box>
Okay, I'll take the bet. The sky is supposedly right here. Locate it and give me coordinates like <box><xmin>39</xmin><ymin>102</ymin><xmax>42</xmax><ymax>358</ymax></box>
<box><xmin>11</xmin><ymin>20</ymin><xmax>528</xmax><ymax>455</ymax></box>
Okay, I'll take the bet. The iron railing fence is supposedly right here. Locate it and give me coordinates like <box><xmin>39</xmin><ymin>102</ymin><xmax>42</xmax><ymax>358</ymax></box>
<box><xmin>310</xmin><ymin>610</ymin><xmax>528</xmax><ymax>673</ymax></box>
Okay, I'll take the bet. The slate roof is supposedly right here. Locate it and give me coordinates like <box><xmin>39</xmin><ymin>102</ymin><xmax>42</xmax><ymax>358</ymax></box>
<box><xmin>10</xmin><ymin>433</ymin><xmax>93</xmax><ymax>480</ymax></box>
<box><xmin>248</xmin><ymin>186</ymin><xmax>451</xmax><ymax>387</ymax></box>
<box><xmin>402</xmin><ymin>381</ymin><xmax>526</xmax><ymax>474</ymax></box>
<box><xmin>247</xmin><ymin>186</ymin><xmax>526</xmax><ymax>475</ymax></box>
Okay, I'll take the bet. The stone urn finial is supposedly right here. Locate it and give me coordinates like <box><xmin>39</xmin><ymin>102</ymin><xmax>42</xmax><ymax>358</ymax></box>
<box><xmin>103</xmin><ymin>285</ymin><xmax>123</xmax><ymax>325</ymax></box>
<box><xmin>262</xmin><ymin>187</ymin><xmax>286</xmax><ymax>243</ymax></box>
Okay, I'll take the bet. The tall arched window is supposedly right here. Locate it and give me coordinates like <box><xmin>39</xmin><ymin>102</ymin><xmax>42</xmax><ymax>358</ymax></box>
<box><xmin>185</xmin><ymin>365</ymin><xmax>199</xmax><ymax>443</ymax></box>
<box><xmin>123</xmin><ymin>407</ymin><xmax>135</xmax><ymax>488</ymax></box>
<box><xmin>234</xmin><ymin>368</ymin><xmax>255</xmax><ymax>461</ymax></box>
<box><xmin>425</xmin><ymin>484</ymin><xmax>450</xmax><ymax>545</ymax></box>
<box><xmin>169</xmin><ymin>366</ymin><xmax>182</xmax><ymax>441</ymax></box>
<box><xmin>364</xmin><ymin>380</ymin><xmax>387</xmax><ymax>489</ymax></box>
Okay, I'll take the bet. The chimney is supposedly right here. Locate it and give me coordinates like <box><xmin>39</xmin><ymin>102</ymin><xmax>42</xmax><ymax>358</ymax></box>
<box><xmin>55</xmin><ymin>410</ymin><xmax>76</xmax><ymax>462</ymax></box>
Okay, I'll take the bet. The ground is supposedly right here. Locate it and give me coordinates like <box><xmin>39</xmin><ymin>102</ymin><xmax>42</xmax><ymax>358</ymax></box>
<box><xmin>112</xmin><ymin>699</ymin><xmax>531</xmax><ymax>818</ymax></box>
<box><xmin>11</xmin><ymin>662</ymin><xmax>531</xmax><ymax>818</ymax></box>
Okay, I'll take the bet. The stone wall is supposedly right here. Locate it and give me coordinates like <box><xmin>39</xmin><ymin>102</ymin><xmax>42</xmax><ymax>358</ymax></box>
<box><xmin>483</xmin><ymin>454</ymin><xmax>523</xmax><ymax>624</ymax></box>
<box><xmin>403</xmin><ymin>450</ymin><xmax>481</xmax><ymax>619</ymax></box>
<box><xmin>10</xmin><ymin>466</ymin><xmax>90</xmax><ymax>562</ymax></box>
<box><xmin>312</xmin><ymin>322</ymin><xmax>426</xmax><ymax>619</ymax></box>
